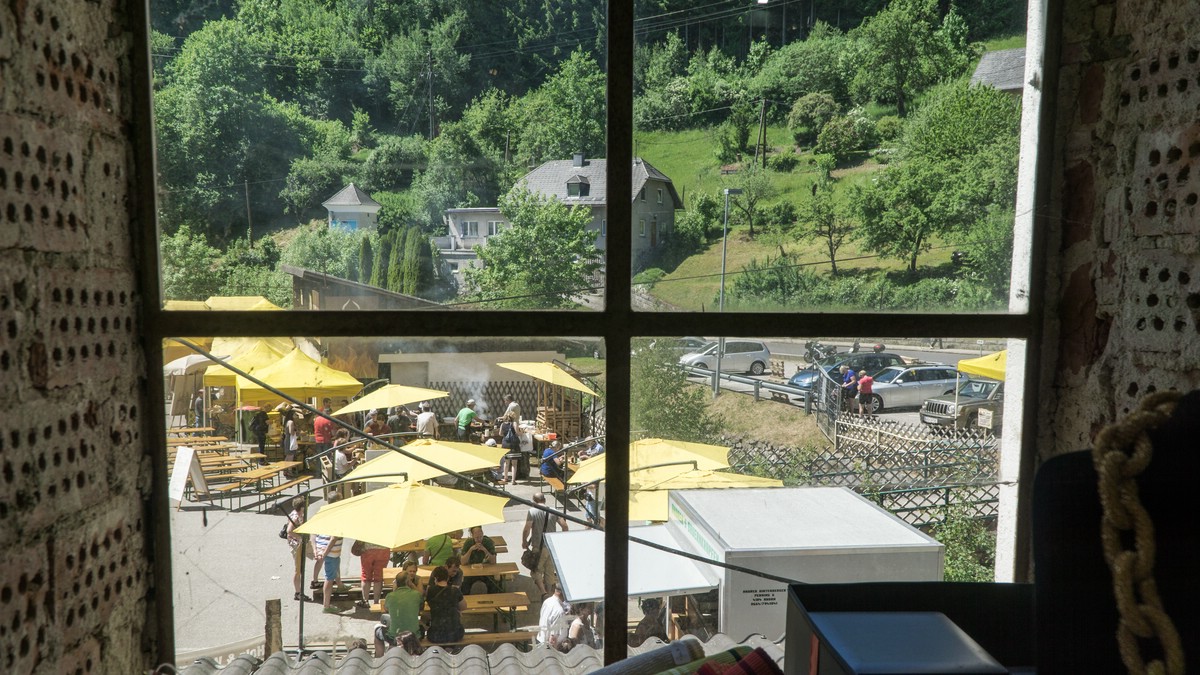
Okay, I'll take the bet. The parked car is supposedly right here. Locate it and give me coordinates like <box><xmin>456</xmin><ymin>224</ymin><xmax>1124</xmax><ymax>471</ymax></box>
<box><xmin>866</xmin><ymin>364</ymin><xmax>968</xmax><ymax>413</ymax></box>
<box><xmin>788</xmin><ymin>352</ymin><xmax>906</xmax><ymax>393</ymax></box>
<box><xmin>679</xmin><ymin>339</ymin><xmax>771</xmax><ymax>375</ymax></box>
<box><xmin>920</xmin><ymin>378</ymin><xmax>1005</xmax><ymax>430</ymax></box>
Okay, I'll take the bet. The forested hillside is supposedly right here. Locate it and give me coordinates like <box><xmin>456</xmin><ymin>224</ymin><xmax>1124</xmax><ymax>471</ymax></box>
<box><xmin>152</xmin><ymin>0</ymin><xmax>1024</xmax><ymax>309</ymax></box>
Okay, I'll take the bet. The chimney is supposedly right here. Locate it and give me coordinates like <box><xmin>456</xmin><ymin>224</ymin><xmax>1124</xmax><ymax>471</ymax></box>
<box><xmin>573</xmin><ymin>153</ymin><xmax>585</xmax><ymax>167</ymax></box>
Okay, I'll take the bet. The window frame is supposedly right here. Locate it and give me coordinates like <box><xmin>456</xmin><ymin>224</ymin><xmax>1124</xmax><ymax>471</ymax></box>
<box><xmin>132</xmin><ymin>0</ymin><xmax>1057</xmax><ymax>665</ymax></box>
<box><xmin>464</xmin><ymin>220</ymin><xmax>479</xmax><ymax>237</ymax></box>
<box><xmin>487</xmin><ymin>220</ymin><xmax>503</xmax><ymax>236</ymax></box>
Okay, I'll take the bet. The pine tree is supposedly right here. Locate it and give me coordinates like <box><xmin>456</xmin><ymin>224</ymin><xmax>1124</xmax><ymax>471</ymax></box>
<box><xmin>370</xmin><ymin>232</ymin><xmax>392</xmax><ymax>287</ymax></box>
<box><xmin>358</xmin><ymin>236</ymin><xmax>373</xmax><ymax>284</ymax></box>
<box><xmin>402</xmin><ymin>227</ymin><xmax>423</xmax><ymax>295</ymax></box>
<box><xmin>387</xmin><ymin>228</ymin><xmax>407</xmax><ymax>293</ymax></box>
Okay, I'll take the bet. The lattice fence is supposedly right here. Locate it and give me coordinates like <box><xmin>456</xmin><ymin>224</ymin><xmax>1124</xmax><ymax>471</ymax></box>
<box><xmin>729</xmin><ymin>414</ymin><xmax>1001</xmax><ymax>526</ymax></box>
<box><xmin>425</xmin><ymin>380</ymin><xmax>537</xmax><ymax>421</ymax></box>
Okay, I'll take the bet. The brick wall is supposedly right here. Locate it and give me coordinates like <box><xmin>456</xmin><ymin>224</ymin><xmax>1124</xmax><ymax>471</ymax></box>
<box><xmin>1041</xmin><ymin>0</ymin><xmax>1200</xmax><ymax>456</ymax></box>
<box><xmin>0</xmin><ymin>0</ymin><xmax>154</xmax><ymax>671</ymax></box>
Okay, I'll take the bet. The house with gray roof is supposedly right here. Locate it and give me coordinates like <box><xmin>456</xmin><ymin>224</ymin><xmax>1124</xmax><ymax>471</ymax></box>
<box><xmin>970</xmin><ymin>48</ymin><xmax>1026</xmax><ymax>95</ymax></box>
<box><xmin>443</xmin><ymin>154</ymin><xmax>683</xmax><ymax>285</ymax></box>
<box><xmin>322</xmin><ymin>183</ymin><xmax>382</xmax><ymax>231</ymax></box>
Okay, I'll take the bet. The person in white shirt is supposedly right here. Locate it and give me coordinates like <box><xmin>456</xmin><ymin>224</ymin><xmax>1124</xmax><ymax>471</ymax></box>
<box><xmin>537</xmin><ymin>584</ymin><xmax>570</xmax><ymax>645</ymax></box>
<box><xmin>415</xmin><ymin>402</ymin><xmax>439</xmax><ymax>438</ymax></box>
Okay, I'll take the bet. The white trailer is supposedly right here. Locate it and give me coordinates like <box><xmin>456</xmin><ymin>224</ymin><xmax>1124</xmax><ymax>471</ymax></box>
<box><xmin>665</xmin><ymin>487</ymin><xmax>944</xmax><ymax>641</ymax></box>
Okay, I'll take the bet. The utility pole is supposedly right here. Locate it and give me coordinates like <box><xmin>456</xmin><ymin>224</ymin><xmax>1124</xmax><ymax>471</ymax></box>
<box><xmin>754</xmin><ymin>98</ymin><xmax>768</xmax><ymax>169</ymax></box>
<box><xmin>244</xmin><ymin>180</ymin><xmax>253</xmax><ymax>247</ymax></box>
<box><xmin>427</xmin><ymin>49</ymin><xmax>434</xmax><ymax>140</ymax></box>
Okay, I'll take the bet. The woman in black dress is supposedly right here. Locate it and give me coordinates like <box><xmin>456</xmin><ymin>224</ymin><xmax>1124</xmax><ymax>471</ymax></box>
<box><xmin>424</xmin><ymin>565</ymin><xmax>466</xmax><ymax>644</ymax></box>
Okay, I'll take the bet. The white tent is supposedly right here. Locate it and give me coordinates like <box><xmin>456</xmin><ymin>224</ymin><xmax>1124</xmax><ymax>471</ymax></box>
<box><xmin>544</xmin><ymin>525</ymin><xmax>718</xmax><ymax>603</ymax></box>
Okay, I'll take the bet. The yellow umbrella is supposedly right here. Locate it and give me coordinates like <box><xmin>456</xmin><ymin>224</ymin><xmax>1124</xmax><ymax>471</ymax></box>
<box><xmin>294</xmin><ymin>483</ymin><xmax>509</xmax><ymax>548</ymax></box>
<box><xmin>332</xmin><ymin>384</ymin><xmax>449</xmax><ymax>416</ymax></box>
<box><xmin>341</xmin><ymin>438</ymin><xmax>506</xmax><ymax>484</ymax></box>
<box><xmin>204</xmin><ymin>295</ymin><xmax>284</xmax><ymax>311</ymax></box>
<box><xmin>568</xmin><ymin>437</ymin><xmax>731</xmax><ymax>484</ymax></box>
<box><xmin>626</xmin><ymin>468</ymin><xmax>783</xmax><ymax>521</ymax></box>
<box><xmin>236</xmin><ymin>348</ymin><xmax>363</xmax><ymax>403</ymax></box>
<box><xmin>210</xmin><ymin>336</ymin><xmax>294</xmax><ymax>359</ymax></box>
<box><xmin>202</xmin><ymin>340</ymin><xmax>286</xmax><ymax>388</ymax></box>
<box><xmin>496</xmin><ymin>362</ymin><xmax>597</xmax><ymax>396</ymax></box>
<box><xmin>957</xmin><ymin>350</ymin><xmax>1007</xmax><ymax>381</ymax></box>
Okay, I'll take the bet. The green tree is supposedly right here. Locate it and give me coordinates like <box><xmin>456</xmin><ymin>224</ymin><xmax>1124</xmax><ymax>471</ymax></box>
<box><xmin>848</xmin><ymin>0</ymin><xmax>973</xmax><ymax>116</ymax></box>
<box><xmin>815</xmin><ymin>107</ymin><xmax>877</xmax><ymax>162</ymax></box>
<box><xmin>411</xmin><ymin>121</ymin><xmax>500</xmax><ymax>226</ymax></box>
<box><xmin>387</xmin><ymin>228</ymin><xmax>408</xmax><ymax>293</ymax></box>
<box><xmin>463</xmin><ymin>187</ymin><xmax>601</xmax><ymax>308</ymax></box>
<box><xmin>513</xmin><ymin>49</ymin><xmax>606</xmax><ymax>165</ymax></box>
<box><xmin>358</xmin><ymin>135</ymin><xmax>427</xmax><ymax>193</ymax></box>
<box><xmin>279</xmin><ymin>225</ymin><xmax>361</xmax><ymax>279</ymax></box>
<box><xmin>850</xmin><ymin>160</ymin><xmax>956</xmax><ymax>273</ymax></box>
<box><xmin>788</xmin><ymin>92</ymin><xmax>840</xmax><ymax>146</ymax></box>
<box><xmin>364</xmin><ymin>12</ymin><xmax>471</xmax><ymax>135</ymax></box>
<box><xmin>726</xmin><ymin>165</ymin><xmax>778</xmax><ymax>237</ymax></box>
<box><xmin>929</xmin><ymin>506</ymin><xmax>996</xmax><ymax>582</ymax></box>
<box><xmin>370</xmin><ymin>230</ymin><xmax>393</xmax><ymax>287</ymax></box>
<box><xmin>358</xmin><ymin>236</ymin><xmax>374</xmax><ymax>286</ymax></box>
<box><xmin>160</xmin><ymin>225</ymin><xmax>224</xmax><ymax>300</ymax></box>
<box><xmin>799</xmin><ymin>156</ymin><xmax>854</xmax><ymax>276</ymax></box>
<box><xmin>630</xmin><ymin>338</ymin><xmax>722</xmax><ymax>442</ymax></box>
<box><xmin>749</xmin><ymin>22</ymin><xmax>854</xmax><ymax>113</ymax></box>
<box><xmin>278</xmin><ymin>156</ymin><xmax>354</xmax><ymax>222</ymax></box>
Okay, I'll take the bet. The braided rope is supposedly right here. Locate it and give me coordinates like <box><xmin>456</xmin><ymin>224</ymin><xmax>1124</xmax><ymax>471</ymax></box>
<box><xmin>1092</xmin><ymin>391</ymin><xmax>1185</xmax><ymax>675</ymax></box>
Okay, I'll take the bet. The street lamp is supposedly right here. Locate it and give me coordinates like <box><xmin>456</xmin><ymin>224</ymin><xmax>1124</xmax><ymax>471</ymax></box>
<box><xmin>715</xmin><ymin>187</ymin><xmax>743</xmax><ymax>397</ymax></box>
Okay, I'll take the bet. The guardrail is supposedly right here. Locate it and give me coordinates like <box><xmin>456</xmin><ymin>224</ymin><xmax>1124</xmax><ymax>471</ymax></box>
<box><xmin>680</xmin><ymin>364</ymin><xmax>816</xmax><ymax>414</ymax></box>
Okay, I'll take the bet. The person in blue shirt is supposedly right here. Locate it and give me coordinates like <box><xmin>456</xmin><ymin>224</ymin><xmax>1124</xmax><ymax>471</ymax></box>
<box><xmin>540</xmin><ymin>441</ymin><xmax>566</xmax><ymax>481</ymax></box>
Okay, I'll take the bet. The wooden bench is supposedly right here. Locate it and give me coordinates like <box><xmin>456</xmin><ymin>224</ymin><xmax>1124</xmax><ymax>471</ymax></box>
<box><xmin>542</xmin><ymin>475</ymin><xmax>578</xmax><ymax>512</ymax></box>
<box><xmin>262</xmin><ymin>475</ymin><xmax>311</xmax><ymax>497</ymax></box>
<box><xmin>420</xmin><ymin>630</ymin><xmax>537</xmax><ymax>651</ymax></box>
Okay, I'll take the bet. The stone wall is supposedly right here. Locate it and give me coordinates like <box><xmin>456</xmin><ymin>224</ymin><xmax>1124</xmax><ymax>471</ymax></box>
<box><xmin>0</xmin><ymin>0</ymin><xmax>154</xmax><ymax>672</ymax></box>
<box><xmin>1041</xmin><ymin>0</ymin><xmax>1200</xmax><ymax>457</ymax></box>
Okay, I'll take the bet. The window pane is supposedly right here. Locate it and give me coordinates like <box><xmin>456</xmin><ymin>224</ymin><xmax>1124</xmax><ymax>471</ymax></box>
<box><xmin>152</xmin><ymin>2</ymin><xmax>608</xmax><ymax>311</ymax></box>
<box><xmin>629</xmin><ymin>333</ymin><xmax>1021</xmax><ymax>640</ymax></box>
<box><xmin>631</xmin><ymin>2</ymin><xmax>1030</xmax><ymax>314</ymax></box>
<box><xmin>165</xmin><ymin>335</ymin><xmax>605</xmax><ymax>652</ymax></box>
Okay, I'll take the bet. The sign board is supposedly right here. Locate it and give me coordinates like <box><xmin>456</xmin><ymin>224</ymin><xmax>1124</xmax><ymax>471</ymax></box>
<box><xmin>169</xmin><ymin>446</ymin><xmax>210</xmax><ymax>503</ymax></box>
<box><xmin>978</xmin><ymin>409</ymin><xmax>994</xmax><ymax>429</ymax></box>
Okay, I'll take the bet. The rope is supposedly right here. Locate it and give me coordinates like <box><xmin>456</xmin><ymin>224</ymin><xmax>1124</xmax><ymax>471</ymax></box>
<box><xmin>1091</xmin><ymin>391</ymin><xmax>1185</xmax><ymax>675</ymax></box>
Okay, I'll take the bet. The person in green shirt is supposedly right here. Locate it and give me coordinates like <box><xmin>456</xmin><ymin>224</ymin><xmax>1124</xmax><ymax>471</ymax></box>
<box><xmin>455</xmin><ymin>399</ymin><xmax>477</xmax><ymax>440</ymax></box>
<box><xmin>374</xmin><ymin>562</ymin><xmax>422</xmax><ymax>656</ymax></box>
<box><xmin>424</xmin><ymin>529</ymin><xmax>458</xmax><ymax>567</ymax></box>
<box><xmin>461</xmin><ymin>525</ymin><xmax>500</xmax><ymax>594</ymax></box>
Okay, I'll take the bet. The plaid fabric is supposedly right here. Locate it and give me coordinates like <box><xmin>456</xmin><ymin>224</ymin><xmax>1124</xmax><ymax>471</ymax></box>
<box><xmin>696</xmin><ymin>648</ymin><xmax>783</xmax><ymax>675</ymax></box>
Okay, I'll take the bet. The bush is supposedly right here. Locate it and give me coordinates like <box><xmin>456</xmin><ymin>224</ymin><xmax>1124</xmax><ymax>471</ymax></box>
<box><xmin>768</xmin><ymin>152</ymin><xmax>801</xmax><ymax>172</ymax></box>
<box><xmin>633</xmin><ymin>268</ymin><xmax>666</xmax><ymax>287</ymax></box>
<box><xmin>787</xmin><ymin>92</ymin><xmax>840</xmax><ymax>146</ymax></box>
<box><xmin>875</xmin><ymin>115</ymin><xmax>903</xmax><ymax>142</ymax></box>
<box><xmin>816</xmin><ymin>107</ymin><xmax>877</xmax><ymax>162</ymax></box>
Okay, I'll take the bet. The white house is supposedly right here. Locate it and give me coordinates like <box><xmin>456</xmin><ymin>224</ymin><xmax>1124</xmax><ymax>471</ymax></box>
<box><xmin>322</xmin><ymin>183</ymin><xmax>381</xmax><ymax>231</ymax></box>
<box><xmin>442</xmin><ymin>154</ymin><xmax>683</xmax><ymax>286</ymax></box>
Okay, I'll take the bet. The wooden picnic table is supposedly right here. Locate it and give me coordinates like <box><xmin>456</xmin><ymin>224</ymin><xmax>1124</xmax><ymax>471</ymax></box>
<box><xmin>168</xmin><ymin>426</ymin><xmax>215</xmax><ymax>435</ymax></box>
<box><xmin>382</xmin><ymin>561</ymin><xmax>519</xmax><ymax>585</ymax></box>
<box><xmin>370</xmin><ymin>591</ymin><xmax>529</xmax><ymax>631</ymax></box>
<box><xmin>390</xmin><ymin>535</ymin><xmax>508</xmax><ymax>554</ymax></box>
<box><xmin>212</xmin><ymin>461</ymin><xmax>301</xmax><ymax>491</ymax></box>
<box><xmin>167</xmin><ymin>436</ymin><xmax>229</xmax><ymax>447</ymax></box>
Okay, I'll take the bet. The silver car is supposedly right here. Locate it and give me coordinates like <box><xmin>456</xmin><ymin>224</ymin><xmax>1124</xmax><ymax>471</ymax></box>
<box><xmin>679</xmin><ymin>339</ymin><xmax>771</xmax><ymax>375</ymax></box>
<box><xmin>866</xmin><ymin>364</ymin><xmax>966</xmax><ymax>413</ymax></box>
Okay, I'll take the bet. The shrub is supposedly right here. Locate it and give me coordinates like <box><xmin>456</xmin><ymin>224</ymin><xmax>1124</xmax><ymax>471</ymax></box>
<box><xmin>633</xmin><ymin>268</ymin><xmax>666</xmax><ymax>287</ymax></box>
<box><xmin>816</xmin><ymin>107</ymin><xmax>877</xmax><ymax>162</ymax></box>
<box><xmin>875</xmin><ymin>115</ymin><xmax>903</xmax><ymax>142</ymax></box>
<box><xmin>768</xmin><ymin>152</ymin><xmax>801</xmax><ymax>172</ymax></box>
<box><xmin>787</xmin><ymin>92</ymin><xmax>840</xmax><ymax>146</ymax></box>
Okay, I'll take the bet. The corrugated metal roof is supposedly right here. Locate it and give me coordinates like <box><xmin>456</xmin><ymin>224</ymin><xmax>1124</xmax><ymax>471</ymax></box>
<box><xmin>970</xmin><ymin>48</ymin><xmax>1026</xmax><ymax>92</ymax></box>
<box><xmin>322</xmin><ymin>183</ymin><xmax>382</xmax><ymax>208</ymax></box>
<box><xmin>178</xmin><ymin>634</ymin><xmax>782</xmax><ymax>674</ymax></box>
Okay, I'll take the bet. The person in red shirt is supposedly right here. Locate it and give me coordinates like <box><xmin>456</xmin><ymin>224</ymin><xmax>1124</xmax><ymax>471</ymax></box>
<box><xmin>313</xmin><ymin>399</ymin><xmax>335</xmax><ymax>457</ymax></box>
<box><xmin>856</xmin><ymin>369</ymin><xmax>875</xmax><ymax>415</ymax></box>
